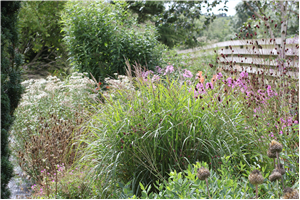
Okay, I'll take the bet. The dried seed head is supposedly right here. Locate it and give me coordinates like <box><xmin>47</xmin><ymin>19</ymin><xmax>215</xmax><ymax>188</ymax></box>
<box><xmin>248</xmin><ymin>169</ymin><xmax>264</xmax><ymax>185</ymax></box>
<box><xmin>197</xmin><ymin>167</ymin><xmax>210</xmax><ymax>180</ymax></box>
<box><xmin>269</xmin><ymin>168</ymin><xmax>282</xmax><ymax>182</ymax></box>
<box><xmin>283</xmin><ymin>187</ymin><xmax>299</xmax><ymax>199</ymax></box>
<box><xmin>267</xmin><ymin>148</ymin><xmax>276</xmax><ymax>158</ymax></box>
<box><xmin>269</xmin><ymin>140</ymin><xmax>283</xmax><ymax>153</ymax></box>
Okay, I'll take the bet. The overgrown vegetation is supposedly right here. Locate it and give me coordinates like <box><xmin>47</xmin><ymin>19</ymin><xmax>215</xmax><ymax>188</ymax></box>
<box><xmin>6</xmin><ymin>0</ymin><xmax>299</xmax><ymax>199</ymax></box>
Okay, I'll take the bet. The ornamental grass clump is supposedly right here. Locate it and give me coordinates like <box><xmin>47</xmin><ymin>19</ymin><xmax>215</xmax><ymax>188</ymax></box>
<box><xmin>248</xmin><ymin>169</ymin><xmax>264</xmax><ymax>199</ymax></box>
<box><xmin>82</xmin><ymin>62</ymin><xmax>252</xmax><ymax>197</ymax></box>
<box><xmin>197</xmin><ymin>167</ymin><xmax>211</xmax><ymax>198</ymax></box>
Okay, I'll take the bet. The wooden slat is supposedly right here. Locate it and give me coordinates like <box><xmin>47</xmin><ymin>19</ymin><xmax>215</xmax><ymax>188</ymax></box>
<box><xmin>177</xmin><ymin>38</ymin><xmax>299</xmax><ymax>79</ymax></box>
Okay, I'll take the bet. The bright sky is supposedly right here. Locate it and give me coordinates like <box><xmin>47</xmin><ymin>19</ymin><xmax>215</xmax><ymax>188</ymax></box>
<box><xmin>203</xmin><ymin>0</ymin><xmax>242</xmax><ymax>16</ymax></box>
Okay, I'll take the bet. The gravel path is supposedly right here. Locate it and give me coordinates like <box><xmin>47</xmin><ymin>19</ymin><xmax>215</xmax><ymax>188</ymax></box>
<box><xmin>8</xmin><ymin>164</ymin><xmax>32</xmax><ymax>199</ymax></box>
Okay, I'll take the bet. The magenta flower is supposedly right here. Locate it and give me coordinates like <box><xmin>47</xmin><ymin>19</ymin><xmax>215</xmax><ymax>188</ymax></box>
<box><xmin>164</xmin><ymin>65</ymin><xmax>174</xmax><ymax>75</ymax></box>
<box><xmin>183</xmin><ymin>69</ymin><xmax>193</xmax><ymax>78</ymax></box>
<box><xmin>206</xmin><ymin>82</ymin><xmax>213</xmax><ymax>90</ymax></box>
<box><xmin>155</xmin><ymin>66</ymin><xmax>163</xmax><ymax>74</ymax></box>
<box><xmin>240</xmin><ymin>71</ymin><xmax>248</xmax><ymax>78</ymax></box>
<box><xmin>279</xmin><ymin>131</ymin><xmax>283</xmax><ymax>134</ymax></box>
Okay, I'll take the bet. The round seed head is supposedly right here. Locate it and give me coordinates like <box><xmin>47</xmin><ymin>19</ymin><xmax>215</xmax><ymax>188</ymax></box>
<box><xmin>269</xmin><ymin>140</ymin><xmax>283</xmax><ymax>153</ymax></box>
<box><xmin>278</xmin><ymin>163</ymin><xmax>285</xmax><ymax>175</ymax></box>
<box><xmin>267</xmin><ymin>148</ymin><xmax>276</xmax><ymax>158</ymax></box>
<box><xmin>248</xmin><ymin>169</ymin><xmax>264</xmax><ymax>185</ymax></box>
<box><xmin>197</xmin><ymin>167</ymin><xmax>210</xmax><ymax>180</ymax></box>
<box><xmin>283</xmin><ymin>187</ymin><xmax>299</xmax><ymax>199</ymax></box>
<box><xmin>269</xmin><ymin>168</ymin><xmax>282</xmax><ymax>182</ymax></box>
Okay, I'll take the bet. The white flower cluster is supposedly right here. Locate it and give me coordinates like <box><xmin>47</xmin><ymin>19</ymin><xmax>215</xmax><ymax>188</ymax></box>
<box><xmin>103</xmin><ymin>74</ymin><xmax>135</xmax><ymax>99</ymax></box>
<box><xmin>19</xmin><ymin>72</ymin><xmax>98</xmax><ymax>108</ymax></box>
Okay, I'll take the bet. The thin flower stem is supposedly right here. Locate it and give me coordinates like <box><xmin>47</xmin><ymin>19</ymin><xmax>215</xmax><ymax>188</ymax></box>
<box><xmin>281</xmin><ymin>176</ymin><xmax>284</xmax><ymax>189</ymax></box>
<box><xmin>55</xmin><ymin>167</ymin><xmax>58</xmax><ymax>199</ymax></box>
<box><xmin>276</xmin><ymin>152</ymin><xmax>280</xmax><ymax>169</ymax></box>
<box><xmin>205</xmin><ymin>178</ymin><xmax>211</xmax><ymax>199</ymax></box>
<box><xmin>256</xmin><ymin>184</ymin><xmax>258</xmax><ymax>199</ymax></box>
<box><xmin>277</xmin><ymin>179</ymin><xmax>280</xmax><ymax>199</ymax></box>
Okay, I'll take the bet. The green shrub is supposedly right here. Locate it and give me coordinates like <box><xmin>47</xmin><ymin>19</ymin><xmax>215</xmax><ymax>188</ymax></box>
<box><xmin>121</xmin><ymin>160</ymin><xmax>299</xmax><ymax>199</ymax></box>
<box><xmin>1</xmin><ymin>1</ymin><xmax>23</xmax><ymax>198</ymax></box>
<box><xmin>61</xmin><ymin>1</ymin><xmax>163</xmax><ymax>81</ymax></box>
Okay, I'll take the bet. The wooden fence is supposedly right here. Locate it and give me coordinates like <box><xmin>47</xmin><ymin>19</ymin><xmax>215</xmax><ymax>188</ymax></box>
<box><xmin>177</xmin><ymin>38</ymin><xmax>299</xmax><ymax>79</ymax></box>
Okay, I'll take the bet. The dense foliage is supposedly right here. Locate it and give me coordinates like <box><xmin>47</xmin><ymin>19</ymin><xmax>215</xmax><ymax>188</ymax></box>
<box><xmin>1</xmin><ymin>1</ymin><xmax>23</xmax><ymax>198</ymax></box>
<box><xmin>6</xmin><ymin>1</ymin><xmax>299</xmax><ymax>199</ymax></box>
<box><xmin>18</xmin><ymin>1</ymin><xmax>68</xmax><ymax>70</ymax></box>
<box><xmin>121</xmin><ymin>160</ymin><xmax>299</xmax><ymax>199</ymax></box>
<box><xmin>61</xmin><ymin>1</ymin><xmax>163</xmax><ymax>81</ymax></box>
<box><xmin>127</xmin><ymin>0</ymin><xmax>229</xmax><ymax>48</ymax></box>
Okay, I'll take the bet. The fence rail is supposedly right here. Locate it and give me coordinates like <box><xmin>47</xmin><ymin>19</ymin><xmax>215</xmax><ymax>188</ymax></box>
<box><xmin>177</xmin><ymin>38</ymin><xmax>299</xmax><ymax>79</ymax></box>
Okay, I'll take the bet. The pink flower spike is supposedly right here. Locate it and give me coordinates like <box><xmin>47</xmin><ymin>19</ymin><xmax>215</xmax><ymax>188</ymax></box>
<box><xmin>40</xmin><ymin>188</ymin><xmax>43</xmax><ymax>191</ymax></box>
<box><xmin>76</xmin><ymin>168</ymin><xmax>78</xmax><ymax>170</ymax></box>
<box><xmin>57</xmin><ymin>165</ymin><xmax>59</xmax><ymax>167</ymax></box>
<box><xmin>54</xmin><ymin>173</ymin><xmax>56</xmax><ymax>175</ymax></box>
<box><xmin>52</xmin><ymin>180</ymin><xmax>55</xmax><ymax>182</ymax></box>
<box><xmin>47</xmin><ymin>173</ymin><xmax>50</xmax><ymax>175</ymax></box>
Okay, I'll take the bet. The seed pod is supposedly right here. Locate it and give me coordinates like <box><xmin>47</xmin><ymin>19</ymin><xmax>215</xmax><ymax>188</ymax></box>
<box><xmin>283</xmin><ymin>187</ymin><xmax>299</xmax><ymax>199</ymax></box>
<box><xmin>267</xmin><ymin>148</ymin><xmax>276</xmax><ymax>158</ymax></box>
<box><xmin>269</xmin><ymin>140</ymin><xmax>283</xmax><ymax>153</ymax></box>
<box><xmin>197</xmin><ymin>167</ymin><xmax>210</xmax><ymax>180</ymax></box>
<box><xmin>248</xmin><ymin>169</ymin><xmax>264</xmax><ymax>185</ymax></box>
<box><xmin>269</xmin><ymin>168</ymin><xmax>282</xmax><ymax>182</ymax></box>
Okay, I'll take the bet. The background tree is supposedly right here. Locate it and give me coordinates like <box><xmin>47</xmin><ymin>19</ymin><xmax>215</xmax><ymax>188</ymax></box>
<box><xmin>228</xmin><ymin>1</ymin><xmax>256</xmax><ymax>39</ymax></box>
<box><xmin>242</xmin><ymin>1</ymin><xmax>299</xmax><ymax>59</ymax></box>
<box><xmin>126</xmin><ymin>0</ymin><xmax>229</xmax><ymax>48</ymax></box>
<box><xmin>1</xmin><ymin>1</ymin><xmax>24</xmax><ymax>198</ymax></box>
<box><xmin>17</xmin><ymin>1</ymin><xmax>68</xmax><ymax>72</ymax></box>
